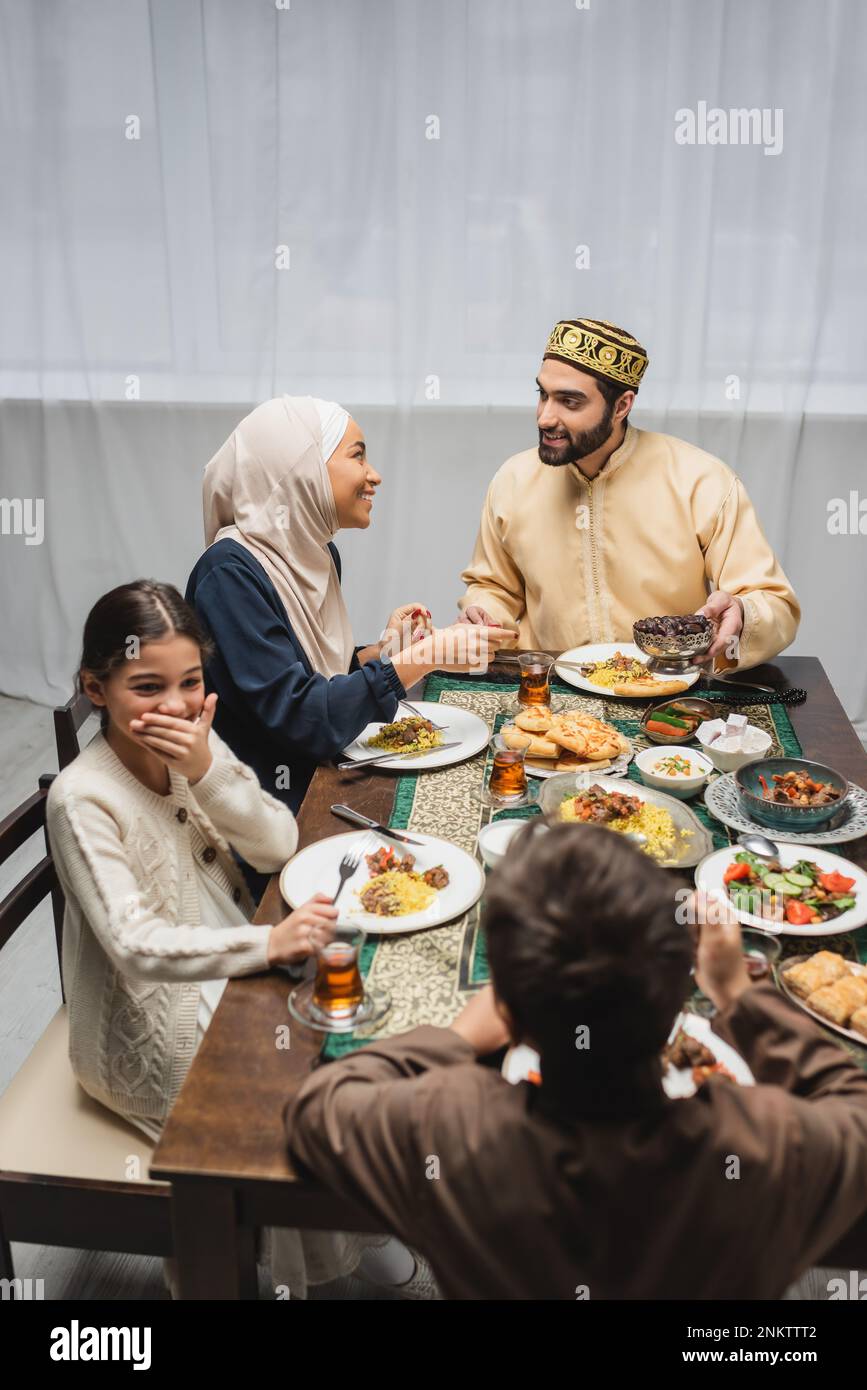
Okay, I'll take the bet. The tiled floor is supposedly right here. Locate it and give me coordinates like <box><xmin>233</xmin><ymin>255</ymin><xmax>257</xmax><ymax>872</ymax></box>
<box><xmin>0</xmin><ymin>694</ymin><xmax>857</xmax><ymax>1300</ymax></box>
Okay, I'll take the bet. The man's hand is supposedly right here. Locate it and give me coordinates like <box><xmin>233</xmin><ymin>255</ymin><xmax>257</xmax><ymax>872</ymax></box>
<box><xmin>459</xmin><ymin>604</ymin><xmax>498</xmax><ymax>626</ymax></box>
<box><xmin>450</xmin><ymin>983</ymin><xmax>513</xmax><ymax>1054</ymax></box>
<box><xmin>696</xmin><ymin>590</ymin><xmax>744</xmax><ymax>666</ymax></box>
<box><xmin>694</xmin><ymin>891</ymin><xmax>752</xmax><ymax>1012</ymax></box>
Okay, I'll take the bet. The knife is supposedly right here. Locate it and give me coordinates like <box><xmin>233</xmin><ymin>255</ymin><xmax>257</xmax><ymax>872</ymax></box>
<box><xmin>330</xmin><ymin>803</ymin><xmax>424</xmax><ymax>845</ymax></box>
<box><xmin>337</xmin><ymin>740</ymin><xmax>462</xmax><ymax>770</ymax></box>
<box><xmin>701</xmin><ymin>674</ymin><xmax>777</xmax><ymax>696</ymax></box>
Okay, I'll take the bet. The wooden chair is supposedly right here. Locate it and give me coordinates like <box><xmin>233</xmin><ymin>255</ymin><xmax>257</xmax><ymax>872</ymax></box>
<box><xmin>53</xmin><ymin>690</ymin><xmax>96</xmax><ymax>770</ymax></box>
<box><xmin>0</xmin><ymin>778</ymin><xmax>173</xmax><ymax>1282</ymax></box>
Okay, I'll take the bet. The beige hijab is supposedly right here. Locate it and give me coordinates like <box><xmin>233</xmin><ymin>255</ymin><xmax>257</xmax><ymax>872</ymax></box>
<box><xmin>202</xmin><ymin>395</ymin><xmax>356</xmax><ymax>678</ymax></box>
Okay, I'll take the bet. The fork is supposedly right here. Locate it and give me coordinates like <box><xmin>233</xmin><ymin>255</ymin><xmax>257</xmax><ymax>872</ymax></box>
<box><xmin>331</xmin><ymin>833</ymin><xmax>376</xmax><ymax>904</ymax></box>
<box><xmin>398</xmin><ymin>698</ymin><xmax>447</xmax><ymax>731</ymax></box>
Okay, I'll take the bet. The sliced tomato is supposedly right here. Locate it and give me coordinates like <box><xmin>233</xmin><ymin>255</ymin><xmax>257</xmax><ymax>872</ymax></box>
<box><xmin>818</xmin><ymin>871</ymin><xmax>855</xmax><ymax>894</ymax></box>
<box><xmin>784</xmin><ymin>899</ymin><xmax>813</xmax><ymax>926</ymax></box>
<box><xmin>723</xmin><ymin>862</ymin><xmax>752</xmax><ymax>883</ymax></box>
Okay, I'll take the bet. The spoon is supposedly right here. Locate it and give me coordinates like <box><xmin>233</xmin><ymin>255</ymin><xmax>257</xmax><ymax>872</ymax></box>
<box><xmin>736</xmin><ymin>831</ymin><xmax>781</xmax><ymax>859</ymax></box>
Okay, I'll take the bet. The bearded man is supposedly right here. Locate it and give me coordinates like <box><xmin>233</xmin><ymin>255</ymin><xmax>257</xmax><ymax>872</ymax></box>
<box><xmin>458</xmin><ymin>318</ymin><xmax>799</xmax><ymax>670</ymax></box>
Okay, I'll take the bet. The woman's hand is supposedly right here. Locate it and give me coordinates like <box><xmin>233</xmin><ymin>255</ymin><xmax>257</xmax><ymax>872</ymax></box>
<box><xmin>130</xmin><ymin>692</ymin><xmax>218</xmax><ymax>785</ymax></box>
<box><xmin>383</xmin><ymin>603</ymin><xmax>434</xmax><ymax>650</ymax></box>
<box><xmin>266</xmin><ymin>893</ymin><xmax>339</xmax><ymax>967</ymax></box>
<box><xmin>400</xmin><ymin>623</ymin><xmax>515</xmax><ymax>673</ymax></box>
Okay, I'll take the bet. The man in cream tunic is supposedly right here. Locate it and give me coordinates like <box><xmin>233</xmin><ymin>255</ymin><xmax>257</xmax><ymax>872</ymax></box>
<box><xmin>458</xmin><ymin>318</ymin><xmax>800</xmax><ymax>671</ymax></box>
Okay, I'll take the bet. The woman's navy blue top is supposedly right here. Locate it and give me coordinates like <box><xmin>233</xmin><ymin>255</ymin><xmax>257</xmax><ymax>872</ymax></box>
<box><xmin>185</xmin><ymin>538</ymin><xmax>405</xmax><ymax>814</ymax></box>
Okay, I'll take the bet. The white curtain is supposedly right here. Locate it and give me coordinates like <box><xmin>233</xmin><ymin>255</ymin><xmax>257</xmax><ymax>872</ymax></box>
<box><xmin>1</xmin><ymin>0</ymin><xmax>866</xmax><ymax>732</ymax></box>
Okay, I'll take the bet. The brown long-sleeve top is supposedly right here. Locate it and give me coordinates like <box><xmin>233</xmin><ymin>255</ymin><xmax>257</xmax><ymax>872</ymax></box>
<box><xmin>285</xmin><ymin>984</ymin><xmax>867</xmax><ymax>1300</ymax></box>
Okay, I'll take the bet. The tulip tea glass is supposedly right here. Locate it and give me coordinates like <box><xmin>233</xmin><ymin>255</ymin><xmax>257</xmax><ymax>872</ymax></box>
<box><xmin>287</xmin><ymin>923</ymin><xmax>391</xmax><ymax>1035</ymax></box>
<box><xmin>479</xmin><ymin>733</ymin><xmax>535</xmax><ymax>809</ymax></box>
<box><xmin>517</xmin><ymin>652</ymin><xmax>554</xmax><ymax>708</ymax></box>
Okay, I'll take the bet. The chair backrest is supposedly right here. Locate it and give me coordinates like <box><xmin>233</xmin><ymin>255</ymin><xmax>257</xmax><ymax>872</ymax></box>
<box><xmin>0</xmin><ymin>775</ymin><xmax>65</xmax><ymax>994</ymax></box>
<box><xmin>54</xmin><ymin>689</ymin><xmax>96</xmax><ymax>770</ymax></box>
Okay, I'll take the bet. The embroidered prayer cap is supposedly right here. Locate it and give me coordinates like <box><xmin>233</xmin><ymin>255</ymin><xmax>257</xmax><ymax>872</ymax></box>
<box><xmin>543</xmin><ymin>319</ymin><xmax>649</xmax><ymax>391</ymax></box>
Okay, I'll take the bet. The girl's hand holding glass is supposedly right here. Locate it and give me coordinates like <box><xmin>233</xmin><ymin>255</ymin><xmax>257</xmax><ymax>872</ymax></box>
<box><xmin>266</xmin><ymin>893</ymin><xmax>339</xmax><ymax>966</ymax></box>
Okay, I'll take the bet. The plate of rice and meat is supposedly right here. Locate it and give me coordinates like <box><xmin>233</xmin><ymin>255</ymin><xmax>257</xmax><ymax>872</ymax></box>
<box><xmin>538</xmin><ymin>773</ymin><xmax>713</xmax><ymax>868</ymax></box>
<box><xmin>553</xmin><ymin>643</ymin><xmax>700</xmax><ymax>698</ymax></box>
<box><xmin>341</xmin><ymin>703</ymin><xmax>489</xmax><ymax>771</ymax></box>
<box><xmin>279</xmin><ymin>830</ymin><xmax>486</xmax><ymax>935</ymax></box>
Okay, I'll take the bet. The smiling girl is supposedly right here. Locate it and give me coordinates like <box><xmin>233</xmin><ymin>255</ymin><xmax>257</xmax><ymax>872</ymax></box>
<box><xmin>46</xmin><ymin>580</ymin><xmax>338</xmax><ymax>1142</ymax></box>
<box><xmin>47</xmin><ymin>579</ymin><xmax>440</xmax><ymax>1298</ymax></box>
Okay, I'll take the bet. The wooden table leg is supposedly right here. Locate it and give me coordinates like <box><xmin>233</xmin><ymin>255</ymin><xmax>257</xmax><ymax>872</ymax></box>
<box><xmin>170</xmin><ymin>1181</ymin><xmax>258</xmax><ymax>1300</ymax></box>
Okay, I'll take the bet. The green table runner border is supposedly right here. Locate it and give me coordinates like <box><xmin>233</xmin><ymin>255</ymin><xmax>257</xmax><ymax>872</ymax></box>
<box><xmin>323</xmin><ymin>674</ymin><xmax>866</xmax><ymax>1061</ymax></box>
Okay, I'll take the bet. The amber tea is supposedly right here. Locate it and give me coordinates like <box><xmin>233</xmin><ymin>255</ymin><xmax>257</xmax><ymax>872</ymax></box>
<box><xmin>489</xmin><ymin>747</ymin><xmax>529</xmax><ymax>800</ymax></box>
<box><xmin>517</xmin><ymin>652</ymin><xmax>554</xmax><ymax>708</ymax></box>
<box><xmin>518</xmin><ymin>667</ymin><xmax>551</xmax><ymax>706</ymax></box>
<box><xmin>313</xmin><ymin>940</ymin><xmax>364</xmax><ymax>1018</ymax></box>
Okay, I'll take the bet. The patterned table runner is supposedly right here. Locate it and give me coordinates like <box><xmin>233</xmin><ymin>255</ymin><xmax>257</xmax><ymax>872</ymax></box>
<box><xmin>324</xmin><ymin>675</ymin><xmax>867</xmax><ymax>1065</ymax></box>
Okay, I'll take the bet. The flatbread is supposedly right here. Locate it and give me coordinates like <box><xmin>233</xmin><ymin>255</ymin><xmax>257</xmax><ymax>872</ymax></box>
<box><xmin>501</xmin><ymin>725</ymin><xmax>559</xmax><ymax>760</ymax></box>
<box><xmin>547</xmin><ymin>712</ymin><xmax>623</xmax><ymax>761</ymax></box>
<box><xmin>514</xmin><ymin>707</ymin><xmax>553</xmax><ymax>734</ymax></box>
<box><xmin>611</xmin><ymin>678</ymin><xmax>689</xmax><ymax>698</ymax></box>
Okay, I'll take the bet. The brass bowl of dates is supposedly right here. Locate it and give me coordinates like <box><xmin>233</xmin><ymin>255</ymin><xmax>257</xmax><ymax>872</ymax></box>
<box><xmin>633</xmin><ymin>613</ymin><xmax>715</xmax><ymax>667</ymax></box>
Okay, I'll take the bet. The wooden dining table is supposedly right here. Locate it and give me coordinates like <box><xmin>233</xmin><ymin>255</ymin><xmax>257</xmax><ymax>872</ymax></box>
<box><xmin>150</xmin><ymin>654</ymin><xmax>867</xmax><ymax>1298</ymax></box>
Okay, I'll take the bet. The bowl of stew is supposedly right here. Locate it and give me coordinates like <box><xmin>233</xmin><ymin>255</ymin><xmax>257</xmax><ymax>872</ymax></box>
<box><xmin>735</xmin><ymin>757</ymin><xmax>850</xmax><ymax>831</ymax></box>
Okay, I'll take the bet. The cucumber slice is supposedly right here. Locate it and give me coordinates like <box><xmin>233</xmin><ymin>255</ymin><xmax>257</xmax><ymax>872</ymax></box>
<box><xmin>763</xmin><ymin>873</ymin><xmax>802</xmax><ymax>896</ymax></box>
<box><xmin>762</xmin><ymin>872</ymin><xmax>790</xmax><ymax>890</ymax></box>
<box><xmin>784</xmin><ymin>871</ymin><xmax>814</xmax><ymax>888</ymax></box>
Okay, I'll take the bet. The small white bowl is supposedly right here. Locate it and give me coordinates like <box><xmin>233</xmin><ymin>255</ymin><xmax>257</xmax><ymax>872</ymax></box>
<box><xmin>477</xmin><ymin>819</ymin><xmax>526</xmax><ymax>868</ymax></box>
<box><xmin>635</xmin><ymin>745</ymin><xmax>713</xmax><ymax>799</ymax></box>
<box><xmin>697</xmin><ymin>727</ymin><xmax>773</xmax><ymax>773</ymax></box>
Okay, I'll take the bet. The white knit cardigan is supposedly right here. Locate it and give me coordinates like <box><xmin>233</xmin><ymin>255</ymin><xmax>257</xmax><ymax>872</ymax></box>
<box><xmin>46</xmin><ymin>729</ymin><xmax>299</xmax><ymax>1130</ymax></box>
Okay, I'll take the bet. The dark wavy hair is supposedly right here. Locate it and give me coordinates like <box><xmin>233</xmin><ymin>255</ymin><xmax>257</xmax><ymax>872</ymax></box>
<box><xmin>483</xmin><ymin>818</ymin><xmax>691</xmax><ymax>1071</ymax></box>
<box><xmin>77</xmin><ymin>580</ymin><xmax>213</xmax><ymax>727</ymax></box>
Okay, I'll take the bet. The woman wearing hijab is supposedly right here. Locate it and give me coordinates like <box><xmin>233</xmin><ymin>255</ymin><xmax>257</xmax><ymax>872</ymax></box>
<box><xmin>186</xmin><ymin>395</ymin><xmax>512</xmax><ymax>815</ymax></box>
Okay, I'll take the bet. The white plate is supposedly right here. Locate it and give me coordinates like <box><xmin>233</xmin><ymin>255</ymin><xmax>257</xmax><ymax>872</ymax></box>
<box><xmin>554</xmin><ymin>643</ymin><xmax>701</xmax><ymax>697</ymax></box>
<box><xmin>279</xmin><ymin>830</ymin><xmax>485</xmax><ymax>935</ymax></box>
<box><xmin>660</xmin><ymin>1014</ymin><xmax>755</xmax><ymax>1097</ymax></box>
<box><xmin>502</xmin><ymin>1015</ymin><xmax>753</xmax><ymax>1099</ymax></box>
<box><xmin>695</xmin><ymin>844</ymin><xmax>867</xmax><ymax>937</ymax></box>
<box><xmin>777</xmin><ymin>955</ymin><xmax>867</xmax><ymax>1046</ymax></box>
<box><xmin>342</xmin><ymin>702</ymin><xmax>489</xmax><ymax>771</ymax></box>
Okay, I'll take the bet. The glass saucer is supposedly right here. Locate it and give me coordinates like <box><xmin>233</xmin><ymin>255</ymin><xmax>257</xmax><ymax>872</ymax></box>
<box><xmin>473</xmin><ymin>782</ymin><xmax>538</xmax><ymax>811</ymax></box>
<box><xmin>287</xmin><ymin>981</ymin><xmax>392</xmax><ymax>1035</ymax></box>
